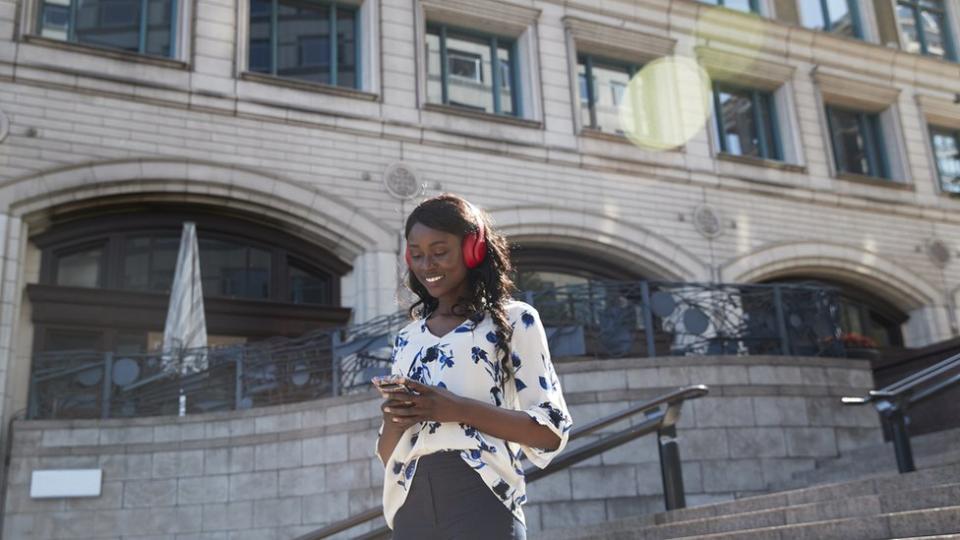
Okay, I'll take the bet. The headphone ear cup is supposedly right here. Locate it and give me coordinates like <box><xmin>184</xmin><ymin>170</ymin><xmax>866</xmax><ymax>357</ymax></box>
<box><xmin>462</xmin><ymin>233</ymin><xmax>478</xmax><ymax>269</ymax></box>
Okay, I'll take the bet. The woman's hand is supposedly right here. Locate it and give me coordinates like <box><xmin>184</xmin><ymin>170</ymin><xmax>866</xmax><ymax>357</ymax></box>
<box><xmin>381</xmin><ymin>378</ymin><xmax>465</xmax><ymax>425</ymax></box>
<box><xmin>380</xmin><ymin>395</ymin><xmax>420</xmax><ymax>431</ymax></box>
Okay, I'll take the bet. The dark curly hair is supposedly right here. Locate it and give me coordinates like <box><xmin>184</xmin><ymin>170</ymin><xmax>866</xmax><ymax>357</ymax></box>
<box><xmin>404</xmin><ymin>194</ymin><xmax>517</xmax><ymax>383</ymax></box>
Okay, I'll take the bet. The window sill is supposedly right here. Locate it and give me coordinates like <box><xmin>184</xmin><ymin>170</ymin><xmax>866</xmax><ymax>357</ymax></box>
<box><xmin>21</xmin><ymin>34</ymin><xmax>189</xmax><ymax>70</ymax></box>
<box><xmin>423</xmin><ymin>102</ymin><xmax>542</xmax><ymax>129</ymax></box>
<box><xmin>580</xmin><ymin>127</ymin><xmax>630</xmax><ymax>144</ymax></box>
<box><xmin>835</xmin><ymin>172</ymin><xmax>915</xmax><ymax>191</ymax></box>
<box><xmin>240</xmin><ymin>72</ymin><xmax>379</xmax><ymax>101</ymax></box>
<box><xmin>717</xmin><ymin>152</ymin><xmax>806</xmax><ymax>173</ymax></box>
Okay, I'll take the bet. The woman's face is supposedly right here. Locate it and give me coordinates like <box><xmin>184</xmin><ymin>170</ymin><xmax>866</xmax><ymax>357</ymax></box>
<box><xmin>407</xmin><ymin>222</ymin><xmax>468</xmax><ymax>299</ymax></box>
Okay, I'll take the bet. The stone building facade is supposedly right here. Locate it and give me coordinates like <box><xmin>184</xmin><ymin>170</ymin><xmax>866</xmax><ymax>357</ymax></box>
<box><xmin>1</xmin><ymin>0</ymin><xmax>959</xmax><ymax>525</ymax></box>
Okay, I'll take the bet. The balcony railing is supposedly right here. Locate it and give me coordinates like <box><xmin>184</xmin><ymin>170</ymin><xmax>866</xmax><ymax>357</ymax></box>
<box><xmin>26</xmin><ymin>281</ymin><xmax>846</xmax><ymax>420</ymax></box>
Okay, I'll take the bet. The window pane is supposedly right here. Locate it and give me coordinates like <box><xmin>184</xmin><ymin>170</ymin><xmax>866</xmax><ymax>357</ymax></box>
<box><xmin>717</xmin><ymin>86</ymin><xmax>760</xmax><ymax>158</ymax></box>
<box><xmin>577</xmin><ymin>61</ymin><xmax>591</xmax><ymax>128</ymax></box>
<box><xmin>798</xmin><ymin>0</ymin><xmax>827</xmax><ymax>30</ymax></box>
<box><xmin>122</xmin><ymin>235</ymin><xmax>178</xmax><ymax>292</ymax></box>
<box><xmin>898</xmin><ymin>4</ymin><xmax>923</xmax><ymax>54</ymax></box>
<box><xmin>722</xmin><ymin>0</ymin><xmax>754</xmax><ymax>12</ymax></box>
<box><xmin>445</xmin><ymin>33</ymin><xmax>494</xmax><ymax>113</ymax></box>
<box><xmin>57</xmin><ymin>247</ymin><xmax>103</xmax><ymax>288</ymax></box>
<box><xmin>829</xmin><ymin>108</ymin><xmax>878</xmax><ymax>176</ymax></box>
<box><xmin>932</xmin><ymin>129</ymin><xmax>960</xmax><ymax>193</ymax></box>
<box><xmin>289</xmin><ymin>261</ymin><xmax>330</xmax><ymax>304</ymax></box>
<box><xmin>39</xmin><ymin>0</ymin><xmax>70</xmax><ymax>40</ymax></box>
<box><xmin>276</xmin><ymin>0</ymin><xmax>330</xmax><ymax>83</ymax></box>
<box><xmin>75</xmin><ymin>0</ymin><xmax>141</xmax><ymax>52</ymax></box>
<box><xmin>199</xmin><ymin>238</ymin><xmax>272</xmax><ymax>300</ymax></box>
<box><xmin>591</xmin><ymin>63</ymin><xmax>631</xmax><ymax>133</ymax></box>
<box><xmin>920</xmin><ymin>8</ymin><xmax>948</xmax><ymax>58</ymax></box>
<box><xmin>145</xmin><ymin>0</ymin><xmax>172</xmax><ymax>56</ymax></box>
<box><xmin>336</xmin><ymin>8</ymin><xmax>357</xmax><ymax>88</ymax></box>
<box><xmin>425</xmin><ymin>29</ymin><xmax>443</xmax><ymax>104</ymax></box>
<box><xmin>825</xmin><ymin>0</ymin><xmax>856</xmax><ymax>36</ymax></box>
<box><xmin>249</xmin><ymin>0</ymin><xmax>272</xmax><ymax>73</ymax></box>
<box><xmin>497</xmin><ymin>44</ymin><xmax>514</xmax><ymax>115</ymax></box>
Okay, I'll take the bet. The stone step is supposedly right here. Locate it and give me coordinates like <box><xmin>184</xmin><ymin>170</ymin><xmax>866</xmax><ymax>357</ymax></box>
<box><xmin>660</xmin><ymin>463</ymin><xmax>960</xmax><ymax>526</ymax></box>
<box><xmin>583</xmin><ymin>486</ymin><xmax>960</xmax><ymax>540</ymax></box>
<box><xmin>533</xmin><ymin>464</ymin><xmax>960</xmax><ymax>540</ymax></box>
<box><xmin>772</xmin><ymin>449</ymin><xmax>960</xmax><ymax>491</ymax></box>
<box><xmin>568</xmin><ymin>505</ymin><xmax>960</xmax><ymax>540</ymax></box>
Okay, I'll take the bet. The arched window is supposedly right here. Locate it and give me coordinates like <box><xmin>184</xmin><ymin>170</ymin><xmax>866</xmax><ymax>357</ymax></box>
<box><xmin>29</xmin><ymin>207</ymin><xmax>352</xmax><ymax>354</ymax></box>
<box><xmin>510</xmin><ymin>244</ymin><xmax>645</xmax><ymax>293</ymax></box>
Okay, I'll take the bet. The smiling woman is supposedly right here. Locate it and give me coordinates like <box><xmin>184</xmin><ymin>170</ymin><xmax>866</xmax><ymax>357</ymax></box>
<box><xmin>373</xmin><ymin>194</ymin><xmax>573</xmax><ymax>539</ymax></box>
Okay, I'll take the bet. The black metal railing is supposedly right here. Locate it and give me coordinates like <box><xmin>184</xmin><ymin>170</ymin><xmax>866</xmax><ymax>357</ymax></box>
<box><xmin>26</xmin><ymin>281</ymin><xmax>842</xmax><ymax>420</ymax></box>
<box><xmin>842</xmin><ymin>350</ymin><xmax>960</xmax><ymax>473</ymax></box>
<box><xmin>293</xmin><ymin>384</ymin><xmax>710</xmax><ymax>540</ymax></box>
<box><xmin>525</xmin><ymin>281</ymin><xmax>844</xmax><ymax>358</ymax></box>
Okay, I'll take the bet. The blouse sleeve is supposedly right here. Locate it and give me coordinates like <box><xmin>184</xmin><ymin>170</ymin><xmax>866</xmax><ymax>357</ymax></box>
<box><xmin>374</xmin><ymin>334</ymin><xmax>405</xmax><ymax>466</ymax></box>
<box><xmin>509</xmin><ymin>305</ymin><xmax>573</xmax><ymax>469</ymax></box>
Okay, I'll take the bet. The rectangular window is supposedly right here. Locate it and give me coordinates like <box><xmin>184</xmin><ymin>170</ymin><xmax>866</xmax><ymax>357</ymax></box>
<box><xmin>826</xmin><ymin>106</ymin><xmax>890</xmax><ymax>179</ymax></box>
<box><xmin>713</xmin><ymin>83</ymin><xmax>782</xmax><ymax>161</ymax></box>
<box><xmin>930</xmin><ymin>127</ymin><xmax>960</xmax><ymax>193</ymax></box>
<box><xmin>248</xmin><ymin>0</ymin><xmax>359</xmax><ymax>88</ymax></box>
<box><xmin>897</xmin><ymin>0</ymin><xmax>956</xmax><ymax>60</ymax></box>
<box><xmin>798</xmin><ymin>0</ymin><xmax>862</xmax><ymax>38</ymax></box>
<box><xmin>37</xmin><ymin>0</ymin><xmax>176</xmax><ymax>57</ymax></box>
<box><xmin>699</xmin><ymin>0</ymin><xmax>758</xmax><ymax>13</ymax></box>
<box><xmin>577</xmin><ymin>55</ymin><xmax>637</xmax><ymax>134</ymax></box>
<box><xmin>425</xmin><ymin>24</ymin><xmax>518</xmax><ymax>116</ymax></box>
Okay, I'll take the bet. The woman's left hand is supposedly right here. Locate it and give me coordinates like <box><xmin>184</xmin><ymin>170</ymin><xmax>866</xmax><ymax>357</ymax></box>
<box><xmin>383</xmin><ymin>378</ymin><xmax>466</xmax><ymax>424</ymax></box>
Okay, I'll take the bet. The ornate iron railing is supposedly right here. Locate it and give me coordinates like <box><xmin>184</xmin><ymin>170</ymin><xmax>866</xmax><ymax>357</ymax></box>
<box><xmin>26</xmin><ymin>281</ymin><xmax>845</xmax><ymax>420</ymax></box>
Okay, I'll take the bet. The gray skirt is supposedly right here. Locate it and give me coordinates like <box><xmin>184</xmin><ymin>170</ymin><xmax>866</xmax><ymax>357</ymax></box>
<box><xmin>391</xmin><ymin>450</ymin><xmax>527</xmax><ymax>540</ymax></box>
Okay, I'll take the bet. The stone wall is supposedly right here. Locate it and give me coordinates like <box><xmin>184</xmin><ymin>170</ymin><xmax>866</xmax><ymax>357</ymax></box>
<box><xmin>1</xmin><ymin>355</ymin><xmax>880</xmax><ymax>538</ymax></box>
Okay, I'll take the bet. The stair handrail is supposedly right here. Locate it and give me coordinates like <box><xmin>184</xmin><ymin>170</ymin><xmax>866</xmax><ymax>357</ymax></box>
<box><xmin>293</xmin><ymin>384</ymin><xmax>709</xmax><ymax>540</ymax></box>
<box><xmin>842</xmin><ymin>350</ymin><xmax>960</xmax><ymax>474</ymax></box>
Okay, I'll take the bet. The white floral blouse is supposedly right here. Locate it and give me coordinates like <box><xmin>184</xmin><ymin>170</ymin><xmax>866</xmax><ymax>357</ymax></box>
<box><xmin>374</xmin><ymin>300</ymin><xmax>573</xmax><ymax>530</ymax></box>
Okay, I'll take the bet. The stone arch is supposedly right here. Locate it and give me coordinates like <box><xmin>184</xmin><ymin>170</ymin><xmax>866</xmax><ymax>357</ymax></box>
<box><xmin>0</xmin><ymin>158</ymin><xmax>396</xmax><ymax>260</ymax></box>
<box><xmin>720</xmin><ymin>241</ymin><xmax>940</xmax><ymax>313</ymax></box>
<box><xmin>487</xmin><ymin>205</ymin><xmax>708</xmax><ymax>281</ymax></box>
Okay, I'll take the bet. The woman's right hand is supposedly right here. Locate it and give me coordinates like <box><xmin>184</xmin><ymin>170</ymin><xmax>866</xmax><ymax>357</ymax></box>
<box><xmin>380</xmin><ymin>394</ymin><xmax>419</xmax><ymax>431</ymax></box>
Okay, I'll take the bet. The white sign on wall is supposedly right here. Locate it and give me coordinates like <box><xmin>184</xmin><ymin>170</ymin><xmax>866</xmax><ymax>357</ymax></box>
<box><xmin>30</xmin><ymin>469</ymin><xmax>103</xmax><ymax>498</ymax></box>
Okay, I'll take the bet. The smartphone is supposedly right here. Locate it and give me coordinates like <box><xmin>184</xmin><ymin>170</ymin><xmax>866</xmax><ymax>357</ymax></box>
<box><xmin>377</xmin><ymin>382</ymin><xmax>413</xmax><ymax>394</ymax></box>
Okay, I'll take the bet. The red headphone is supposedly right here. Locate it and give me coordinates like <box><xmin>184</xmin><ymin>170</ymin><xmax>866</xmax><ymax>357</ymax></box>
<box><xmin>405</xmin><ymin>201</ymin><xmax>488</xmax><ymax>269</ymax></box>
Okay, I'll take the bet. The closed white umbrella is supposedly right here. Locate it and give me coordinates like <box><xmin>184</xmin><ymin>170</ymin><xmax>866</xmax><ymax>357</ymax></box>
<box><xmin>161</xmin><ymin>222</ymin><xmax>208</xmax><ymax>415</ymax></box>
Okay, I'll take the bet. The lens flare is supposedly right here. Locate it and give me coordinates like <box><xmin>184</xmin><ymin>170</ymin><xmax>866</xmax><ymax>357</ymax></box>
<box><xmin>617</xmin><ymin>56</ymin><xmax>713</xmax><ymax>151</ymax></box>
<box><xmin>694</xmin><ymin>6</ymin><xmax>772</xmax><ymax>77</ymax></box>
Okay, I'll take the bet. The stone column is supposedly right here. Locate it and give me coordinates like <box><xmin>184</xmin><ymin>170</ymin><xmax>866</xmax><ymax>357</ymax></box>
<box><xmin>341</xmin><ymin>250</ymin><xmax>402</xmax><ymax>325</ymax></box>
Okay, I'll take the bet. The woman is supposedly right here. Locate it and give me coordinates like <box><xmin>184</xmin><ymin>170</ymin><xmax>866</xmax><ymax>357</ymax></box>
<box><xmin>373</xmin><ymin>194</ymin><xmax>573</xmax><ymax>540</ymax></box>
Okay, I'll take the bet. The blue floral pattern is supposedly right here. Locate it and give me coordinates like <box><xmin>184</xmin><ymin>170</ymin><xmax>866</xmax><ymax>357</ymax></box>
<box><xmin>374</xmin><ymin>300</ymin><xmax>573</xmax><ymax>530</ymax></box>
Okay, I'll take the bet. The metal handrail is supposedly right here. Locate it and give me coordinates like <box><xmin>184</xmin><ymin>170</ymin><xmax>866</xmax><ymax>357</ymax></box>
<box><xmin>294</xmin><ymin>384</ymin><xmax>709</xmax><ymax>540</ymax></box>
<box><xmin>842</xmin><ymin>351</ymin><xmax>960</xmax><ymax>473</ymax></box>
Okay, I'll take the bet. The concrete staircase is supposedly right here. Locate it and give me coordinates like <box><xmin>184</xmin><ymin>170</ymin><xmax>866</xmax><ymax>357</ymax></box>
<box><xmin>533</xmin><ymin>429</ymin><xmax>960</xmax><ymax>539</ymax></box>
<box><xmin>771</xmin><ymin>427</ymin><xmax>960</xmax><ymax>490</ymax></box>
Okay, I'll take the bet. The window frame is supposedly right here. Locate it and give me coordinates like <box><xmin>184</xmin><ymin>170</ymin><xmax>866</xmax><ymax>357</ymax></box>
<box><xmin>577</xmin><ymin>54</ymin><xmax>639</xmax><ymax>133</ymax></box>
<box><xmin>34</xmin><ymin>0</ymin><xmax>181</xmax><ymax>59</ymax></box>
<box><xmin>894</xmin><ymin>0</ymin><xmax>958</xmax><ymax>60</ymax></box>
<box><xmin>425</xmin><ymin>22</ymin><xmax>521</xmax><ymax>117</ymax></box>
<box><xmin>246</xmin><ymin>0</ymin><xmax>362</xmax><ymax>89</ymax></box>
<box><xmin>825</xmin><ymin>105</ymin><xmax>892</xmax><ymax>180</ymax></box>
<box><xmin>712</xmin><ymin>82</ymin><xmax>784</xmax><ymax>162</ymax></box>
<box><xmin>36</xmin><ymin>212</ymin><xmax>347</xmax><ymax>306</ymax></box>
<box><xmin>796</xmin><ymin>0</ymin><xmax>865</xmax><ymax>37</ymax></box>
<box><xmin>928</xmin><ymin>125</ymin><xmax>960</xmax><ymax>194</ymax></box>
